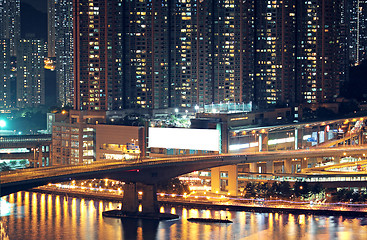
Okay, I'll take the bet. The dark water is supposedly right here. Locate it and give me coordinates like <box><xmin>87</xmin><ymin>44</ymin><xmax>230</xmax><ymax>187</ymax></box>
<box><xmin>1</xmin><ymin>192</ymin><xmax>367</xmax><ymax>240</ymax></box>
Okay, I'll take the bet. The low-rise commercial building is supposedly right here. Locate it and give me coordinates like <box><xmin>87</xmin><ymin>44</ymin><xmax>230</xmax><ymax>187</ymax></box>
<box><xmin>52</xmin><ymin>110</ymin><xmax>144</xmax><ymax>165</ymax></box>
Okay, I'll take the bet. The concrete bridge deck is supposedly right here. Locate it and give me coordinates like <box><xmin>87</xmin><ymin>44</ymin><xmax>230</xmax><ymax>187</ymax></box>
<box><xmin>2</xmin><ymin>145</ymin><xmax>367</xmax><ymax>197</ymax></box>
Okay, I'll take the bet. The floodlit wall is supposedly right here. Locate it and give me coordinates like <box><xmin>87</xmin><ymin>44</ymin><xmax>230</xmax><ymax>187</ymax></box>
<box><xmin>148</xmin><ymin>128</ymin><xmax>220</xmax><ymax>151</ymax></box>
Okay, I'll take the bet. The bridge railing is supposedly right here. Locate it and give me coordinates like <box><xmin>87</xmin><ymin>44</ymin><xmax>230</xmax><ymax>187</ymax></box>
<box><xmin>0</xmin><ymin>154</ymin><xmax>233</xmax><ymax>184</ymax></box>
<box><xmin>0</xmin><ymin>134</ymin><xmax>52</xmax><ymax>143</ymax></box>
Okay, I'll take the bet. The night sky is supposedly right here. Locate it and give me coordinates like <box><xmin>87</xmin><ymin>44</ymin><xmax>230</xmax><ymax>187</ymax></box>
<box><xmin>22</xmin><ymin>0</ymin><xmax>47</xmax><ymax>13</ymax></box>
<box><xmin>20</xmin><ymin>0</ymin><xmax>47</xmax><ymax>40</ymax></box>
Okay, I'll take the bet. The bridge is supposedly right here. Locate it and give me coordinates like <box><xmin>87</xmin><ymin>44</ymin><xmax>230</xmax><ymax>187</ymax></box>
<box><xmin>2</xmin><ymin>145</ymin><xmax>367</xmax><ymax>213</ymax></box>
<box><xmin>0</xmin><ymin>134</ymin><xmax>52</xmax><ymax>167</ymax></box>
<box><xmin>0</xmin><ymin>134</ymin><xmax>52</xmax><ymax>148</ymax></box>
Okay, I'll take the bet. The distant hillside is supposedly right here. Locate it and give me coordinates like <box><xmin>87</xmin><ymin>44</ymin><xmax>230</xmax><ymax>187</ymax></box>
<box><xmin>21</xmin><ymin>2</ymin><xmax>47</xmax><ymax>40</ymax></box>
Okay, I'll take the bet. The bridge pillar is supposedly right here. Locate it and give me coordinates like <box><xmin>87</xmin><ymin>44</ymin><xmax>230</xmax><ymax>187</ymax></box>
<box><xmin>266</xmin><ymin>161</ymin><xmax>274</xmax><ymax>174</ymax></box>
<box><xmin>301</xmin><ymin>158</ymin><xmax>309</xmax><ymax>169</ymax></box>
<box><xmin>249</xmin><ymin>162</ymin><xmax>257</xmax><ymax>173</ymax></box>
<box><xmin>211</xmin><ymin>167</ymin><xmax>220</xmax><ymax>194</ymax></box>
<box><xmin>334</xmin><ymin>156</ymin><xmax>340</xmax><ymax>164</ymax></box>
<box><xmin>122</xmin><ymin>183</ymin><xmax>138</xmax><ymax>212</ymax></box>
<box><xmin>259</xmin><ymin>134</ymin><xmax>263</xmax><ymax>152</ymax></box>
<box><xmin>210</xmin><ymin>165</ymin><xmax>238</xmax><ymax>196</ymax></box>
<box><xmin>227</xmin><ymin>165</ymin><xmax>238</xmax><ymax>196</ymax></box>
<box><xmin>141</xmin><ymin>184</ymin><xmax>158</xmax><ymax>213</ymax></box>
<box><xmin>283</xmin><ymin>159</ymin><xmax>292</xmax><ymax>173</ymax></box>
<box><xmin>38</xmin><ymin>147</ymin><xmax>43</xmax><ymax>167</ymax></box>
<box><xmin>294</xmin><ymin>128</ymin><xmax>298</xmax><ymax>150</ymax></box>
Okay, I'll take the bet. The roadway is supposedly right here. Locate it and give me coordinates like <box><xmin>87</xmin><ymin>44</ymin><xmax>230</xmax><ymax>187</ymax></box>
<box><xmin>2</xmin><ymin>145</ymin><xmax>367</xmax><ymax>196</ymax></box>
<box><xmin>0</xmin><ymin>134</ymin><xmax>51</xmax><ymax>148</ymax></box>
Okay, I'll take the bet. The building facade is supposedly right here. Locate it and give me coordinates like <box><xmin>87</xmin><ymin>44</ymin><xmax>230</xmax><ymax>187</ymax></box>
<box><xmin>73</xmin><ymin>0</ymin><xmax>123</xmax><ymax>111</ymax></box>
<box><xmin>253</xmin><ymin>0</ymin><xmax>296</xmax><ymax>108</ymax></box>
<box><xmin>0</xmin><ymin>39</ymin><xmax>11</xmax><ymax>109</ymax></box>
<box><xmin>120</xmin><ymin>0</ymin><xmax>344</xmax><ymax>111</ymax></box>
<box><xmin>0</xmin><ymin>0</ymin><xmax>20</xmax><ymax>57</ymax></box>
<box><xmin>55</xmin><ymin>0</ymin><xmax>74</xmax><ymax>107</ymax></box>
<box><xmin>67</xmin><ymin>0</ymin><xmax>347</xmax><ymax>112</ymax></box>
<box><xmin>0</xmin><ymin>0</ymin><xmax>20</xmax><ymax>110</ymax></box>
<box><xmin>345</xmin><ymin>0</ymin><xmax>367</xmax><ymax>65</ymax></box>
<box><xmin>296</xmin><ymin>0</ymin><xmax>342</xmax><ymax>104</ymax></box>
<box><xmin>52</xmin><ymin>110</ymin><xmax>143</xmax><ymax>165</ymax></box>
<box><xmin>16</xmin><ymin>39</ymin><xmax>45</xmax><ymax>108</ymax></box>
<box><xmin>47</xmin><ymin>0</ymin><xmax>56</xmax><ymax>58</ymax></box>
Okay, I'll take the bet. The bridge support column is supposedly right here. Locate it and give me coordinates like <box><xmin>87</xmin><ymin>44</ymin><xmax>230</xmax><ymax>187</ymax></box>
<box><xmin>227</xmin><ymin>165</ymin><xmax>238</xmax><ymax>196</ymax></box>
<box><xmin>283</xmin><ymin>159</ymin><xmax>292</xmax><ymax>173</ymax></box>
<box><xmin>141</xmin><ymin>184</ymin><xmax>158</xmax><ymax>213</ymax></box>
<box><xmin>266</xmin><ymin>161</ymin><xmax>274</xmax><ymax>174</ymax></box>
<box><xmin>211</xmin><ymin>167</ymin><xmax>220</xmax><ymax>194</ymax></box>
<box><xmin>295</xmin><ymin>128</ymin><xmax>298</xmax><ymax>150</ymax></box>
<box><xmin>249</xmin><ymin>162</ymin><xmax>257</xmax><ymax>173</ymax></box>
<box><xmin>38</xmin><ymin>147</ymin><xmax>43</xmax><ymax>167</ymax></box>
<box><xmin>301</xmin><ymin>158</ymin><xmax>309</xmax><ymax>169</ymax></box>
<box><xmin>259</xmin><ymin>134</ymin><xmax>263</xmax><ymax>152</ymax></box>
<box><xmin>334</xmin><ymin>156</ymin><xmax>340</xmax><ymax>164</ymax></box>
<box><xmin>122</xmin><ymin>183</ymin><xmax>138</xmax><ymax>212</ymax></box>
<box><xmin>210</xmin><ymin>165</ymin><xmax>238</xmax><ymax>196</ymax></box>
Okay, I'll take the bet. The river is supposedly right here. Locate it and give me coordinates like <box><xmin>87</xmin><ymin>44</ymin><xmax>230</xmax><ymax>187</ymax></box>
<box><xmin>1</xmin><ymin>191</ymin><xmax>367</xmax><ymax>240</ymax></box>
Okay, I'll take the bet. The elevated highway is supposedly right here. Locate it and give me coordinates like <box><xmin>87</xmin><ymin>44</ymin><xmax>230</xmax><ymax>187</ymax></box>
<box><xmin>0</xmin><ymin>134</ymin><xmax>51</xmax><ymax>148</ymax></box>
<box><xmin>0</xmin><ymin>134</ymin><xmax>51</xmax><ymax>167</ymax></box>
<box><xmin>2</xmin><ymin>145</ymin><xmax>367</xmax><ymax>197</ymax></box>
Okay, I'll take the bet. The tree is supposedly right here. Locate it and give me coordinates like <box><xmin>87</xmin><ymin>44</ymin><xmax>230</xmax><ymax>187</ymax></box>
<box><xmin>310</xmin><ymin>183</ymin><xmax>324</xmax><ymax>197</ymax></box>
<box><xmin>269</xmin><ymin>182</ymin><xmax>279</xmax><ymax>197</ymax></box>
<box><xmin>293</xmin><ymin>181</ymin><xmax>311</xmax><ymax>199</ymax></box>
<box><xmin>244</xmin><ymin>182</ymin><xmax>257</xmax><ymax>198</ymax></box>
<box><xmin>258</xmin><ymin>182</ymin><xmax>270</xmax><ymax>198</ymax></box>
<box><xmin>157</xmin><ymin>178</ymin><xmax>189</xmax><ymax>195</ymax></box>
<box><xmin>0</xmin><ymin>162</ymin><xmax>11</xmax><ymax>171</ymax></box>
<box><xmin>278</xmin><ymin>182</ymin><xmax>291</xmax><ymax>198</ymax></box>
<box><xmin>332</xmin><ymin>189</ymin><xmax>354</xmax><ymax>202</ymax></box>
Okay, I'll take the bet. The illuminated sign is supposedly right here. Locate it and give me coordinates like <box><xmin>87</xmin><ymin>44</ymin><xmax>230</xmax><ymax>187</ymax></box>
<box><xmin>148</xmin><ymin>128</ymin><xmax>220</xmax><ymax>151</ymax></box>
<box><xmin>268</xmin><ymin>137</ymin><xmax>295</xmax><ymax>145</ymax></box>
<box><xmin>303</xmin><ymin>135</ymin><xmax>311</xmax><ymax>140</ymax></box>
<box><xmin>229</xmin><ymin>142</ymin><xmax>259</xmax><ymax>151</ymax></box>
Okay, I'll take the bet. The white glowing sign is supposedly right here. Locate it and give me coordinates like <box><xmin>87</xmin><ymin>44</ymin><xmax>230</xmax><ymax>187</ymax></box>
<box><xmin>148</xmin><ymin>128</ymin><xmax>220</xmax><ymax>151</ymax></box>
<box><xmin>268</xmin><ymin>137</ymin><xmax>295</xmax><ymax>145</ymax></box>
<box><xmin>228</xmin><ymin>142</ymin><xmax>259</xmax><ymax>151</ymax></box>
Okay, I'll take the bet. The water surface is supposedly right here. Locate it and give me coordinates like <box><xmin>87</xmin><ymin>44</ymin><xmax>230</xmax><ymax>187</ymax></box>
<box><xmin>1</xmin><ymin>192</ymin><xmax>367</xmax><ymax>240</ymax></box>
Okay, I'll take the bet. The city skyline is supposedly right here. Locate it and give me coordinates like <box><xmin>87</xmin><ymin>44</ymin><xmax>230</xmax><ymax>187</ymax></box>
<box><xmin>1</xmin><ymin>0</ymin><xmax>367</xmax><ymax>113</ymax></box>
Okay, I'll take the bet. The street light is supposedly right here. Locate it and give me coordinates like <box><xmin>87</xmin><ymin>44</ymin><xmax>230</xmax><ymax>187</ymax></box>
<box><xmin>194</xmin><ymin>105</ymin><xmax>199</xmax><ymax>112</ymax></box>
<box><xmin>0</xmin><ymin>120</ymin><xmax>6</xmax><ymax>128</ymax></box>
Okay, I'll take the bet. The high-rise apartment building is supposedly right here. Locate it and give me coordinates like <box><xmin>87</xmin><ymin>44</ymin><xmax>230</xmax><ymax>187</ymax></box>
<box><xmin>122</xmin><ymin>0</ymin><xmax>344</xmax><ymax>110</ymax></box>
<box><xmin>123</xmin><ymin>1</ymin><xmax>170</xmax><ymax>109</ymax></box>
<box><xmin>0</xmin><ymin>0</ymin><xmax>20</xmax><ymax>110</ymax></box>
<box><xmin>122</xmin><ymin>0</ymin><xmax>256</xmax><ymax>109</ymax></box>
<box><xmin>345</xmin><ymin>0</ymin><xmax>367</xmax><ymax>65</ymax></box>
<box><xmin>0</xmin><ymin>0</ymin><xmax>20</xmax><ymax>57</ymax></box>
<box><xmin>16</xmin><ymin>39</ymin><xmax>45</xmax><ymax>108</ymax></box>
<box><xmin>73</xmin><ymin>0</ymin><xmax>123</xmax><ymax>111</ymax></box>
<box><xmin>69</xmin><ymin>0</ymin><xmax>345</xmax><ymax>111</ymax></box>
<box><xmin>170</xmin><ymin>1</ymin><xmax>214</xmax><ymax>108</ymax></box>
<box><xmin>47</xmin><ymin>0</ymin><xmax>56</xmax><ymax>58</ymax></box>
<box><xmin>296</xmin><ymin>0</ymin><xmax>342</xmax><ymax>104</ymax></box>
<box><xmin>0</xmin><ymin>39</ymin><xmax>11</xmax><ymax>109</ymax></box>
<box><xmin>253</xmin><ymin>1</ymin><xmax>296</xmax><ymax>108</ymax></box>
<box><xmin>212</xmin><ymin>1</ymin><xmax>261</xmax><ymax>106</ymax></box>
<box><xmin>55</xmin><ymin>0</ymin><xmax>74</xmax><ymax>107</ymax></box>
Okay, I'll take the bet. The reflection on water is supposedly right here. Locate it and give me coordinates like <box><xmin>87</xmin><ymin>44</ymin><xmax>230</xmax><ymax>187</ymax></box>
<box><xmin>1</xmin><ymin>192</ymin><xmax>367</xmax><ymax>240</ymax></box>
